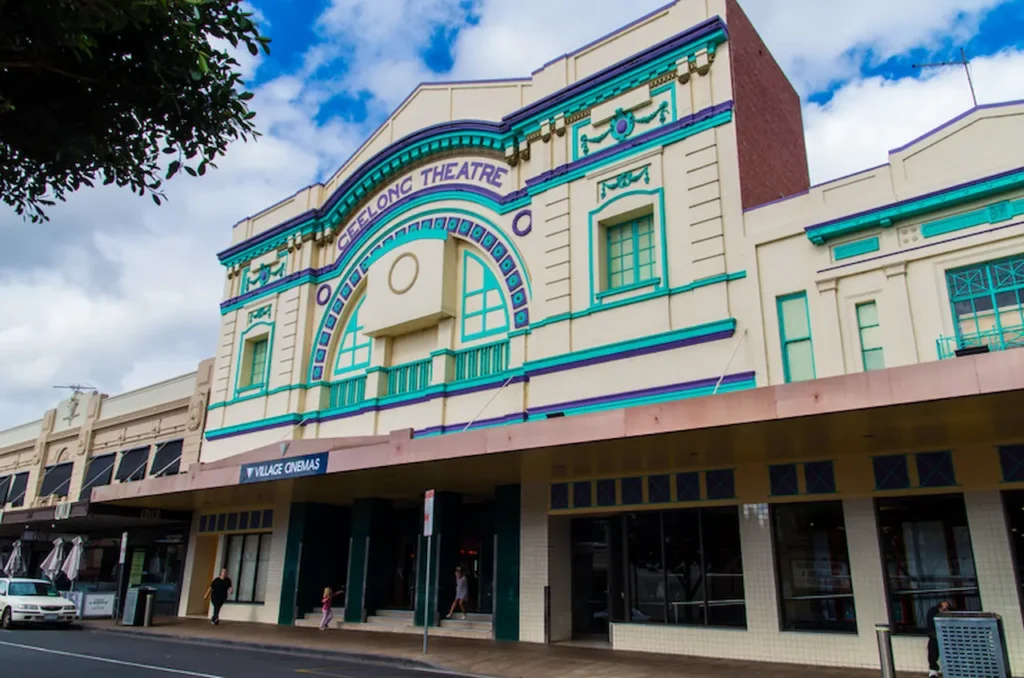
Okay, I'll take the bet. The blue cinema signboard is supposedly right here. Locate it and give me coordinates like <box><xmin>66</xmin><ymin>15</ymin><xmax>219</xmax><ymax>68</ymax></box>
<box><xmin>239</xmin><ymin>452</ymin><xmax>328</xmax><ymax>485</ymax></box>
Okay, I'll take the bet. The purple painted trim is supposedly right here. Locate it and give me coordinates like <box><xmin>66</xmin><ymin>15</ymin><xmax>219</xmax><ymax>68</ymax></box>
<box><xmin>531</xmin><ymin>0</ymin><xmax>678</xmax><ymax>74</ymax></box>
<box><xmin>529</xmin><ymin>329</ymin><xmax>734</xmax><ymax>377</ymax></box>
<box><xmin>804</xmin><ymin>165</ymin><xmax>1024</xmax><ymax>236</ymax></box>
<box><xmin>818</xmin><ymin>216</ymin><xmax>1024</xmax><ymax>275</ymax></box>
<box><xmin>890</xmin><ymin>100</ymin><xmax>1024</xmax><ymax>155</ymax></box>
<box><xmin>527</xmin><ymin>100</ymin><xmax>734</xmax><ymax>189</ymax></box>
<box><xmin>316</xmin><ymin>284</ymin><xmax>332</xmax><ymax>306</ymax></box>
<box><xmin>414</xmin><ymin>412</ymin><xmax>528</xmax><ymax>437</ymax></box>
<box><xmin>511</xmin><ymin>209</ymin><xmax>532</xmax><ymax>237</ymax></box>
<box><xmin>508</xmin><ymin>16</ymin><xmax>726</xmax><ymax>127</ymax></box>
<box><xmin>419</xmin><ymin>77</ymin><xmax>530</xmax><ymax>87</ymax></box>
<box><xmin>529</xmin><ymin>370</ymin><xmax>756</xmax><ymax>416</ymax></box>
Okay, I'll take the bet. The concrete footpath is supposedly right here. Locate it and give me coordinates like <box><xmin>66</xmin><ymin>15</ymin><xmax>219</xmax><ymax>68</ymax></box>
<box><xmin>83</xmin><ymin>618</ymin><xmax>909</xmax><ymax>678</ymax></box>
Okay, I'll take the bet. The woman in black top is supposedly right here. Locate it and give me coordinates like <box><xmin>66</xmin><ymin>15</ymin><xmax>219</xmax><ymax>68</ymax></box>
<box><xmin>204</xmin><ymin>568</ymin><xmax>233</xmax><ymax>625</ymax></box>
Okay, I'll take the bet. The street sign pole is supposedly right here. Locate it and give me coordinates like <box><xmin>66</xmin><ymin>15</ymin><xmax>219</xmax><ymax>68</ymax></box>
<box><xmin>422</xmin><ymin>490</ymin><xmax>435</xmax><ymax>655</ymax></box>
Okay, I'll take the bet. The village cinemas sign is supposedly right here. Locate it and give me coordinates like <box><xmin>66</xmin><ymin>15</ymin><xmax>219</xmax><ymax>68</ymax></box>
<box><xmin>335</xmin><ymin>157</ymin><xmax>510</xmax><ymax>255</ymax></box>
<box><xmin>239</xmin><ymin>452</ymin><xmax>328</xmax><ymax>485</ymax></box>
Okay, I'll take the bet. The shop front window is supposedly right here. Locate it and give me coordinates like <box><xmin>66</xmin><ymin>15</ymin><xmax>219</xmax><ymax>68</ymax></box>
<box><xmin>876</xmin><ymin>494</ymin><xmax>980</xmax><ymax>633</ymax></box>
<box><xmin>772</xmin><ymin>501</ymin><xmax>857</xmax><ymax>632</ymax></box>
<box><xmin>224</xmin><ymin>533</ymin><xmax>272</xmax><ymax>604</ymax></box>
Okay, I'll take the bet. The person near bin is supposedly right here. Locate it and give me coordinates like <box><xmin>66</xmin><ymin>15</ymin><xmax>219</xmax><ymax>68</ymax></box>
<box><xmin>926</xmin><ymin>600</ymin><xmax>951</xmax><ymax>677</ymax></box>
<box><xmin>204</xmin><ymin>568</ymin><xmax>233</xmax><ymax>626</ymax></box>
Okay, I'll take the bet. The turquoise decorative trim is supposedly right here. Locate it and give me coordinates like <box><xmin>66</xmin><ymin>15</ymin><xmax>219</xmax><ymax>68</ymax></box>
<box><xmin>650</xmin><ymin>82</ymin><xmax>678</xmax><ymax>121</ymax></box>
<box><xmin>334</xmin><ymin>297</ymin><xmax>372</xmax><ymax>375</ymax></box>
<box><xmin>805</xmin><ymin>167</ymin><xmax>1024</xmax><ymax>245</ymax></box>
<box><xmin>578</xmin><ymin>101</ymin><xmax>671</xmax><ymax>159</ymax></box>
<box><xmin>777</xmin><ymin>292</ymin><xmax>815</xmax><ymax>383</ymax></box>
<box><xmin>454</xmin><ymin>340</ymin><xmax>510</xmax><ymax>382</ymax></box>
<box><xmin>600</xmin><ymin>166</ymin><xmax>651</xmax><ymax>200</ymax></box>
<box><xmin>204</xmin><ymin>316</ymin><xmax>737</xmax><ymax>433</ymax></box>
<box><xmin>588</xmin><ymin>188</ymin><xmax>668</xmax><ymax>308</ymax></box>
<box><xmin>385</xmin><ymin>358</ymin><xmax>434</xmax><ymax>396</ymax></box>
<box><xmin>461</xmin><ymin>250</ymin><xmax>511</xmax><ymax>342</ymax></box>
<box><xmin>247</xmin><ymin>304</ymin><xmax>272</xmax><ymax>324</ymax></box>
<box><xmin>921</xmin><ymin>197</ymin><xmax>1024</xmax><ymax>239</ymax></box>
<box><xmin>832</xmin><ymin>236</ymin><xmax>880</xmax><ymax>261</ymax></box>
<box><xmin>366</xmin><ymin>229</ymin><xmax>449</xmax><ymax>269</ymax></box>
<box><xmin>596</xmin><ymin>277</ymin><xmax>661</xmax><ymax>301</ymax></box>
<box><xmin>233</xmin><ymin>321</ymin><xmax>274</xmax><ymax>399</ymax></box>
<box><xmin>241</xmin><ymin>253</ymin><xmax>287</xmax><ymax>294</ymax></box>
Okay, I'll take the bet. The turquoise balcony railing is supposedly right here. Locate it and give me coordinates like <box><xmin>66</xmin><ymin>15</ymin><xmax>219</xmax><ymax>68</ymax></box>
<box><xmin>326</xmin><ymin>375</ymin><xmax>367</xmax><ymax>408</ymax></box>
<box><xmin>936</xmin><ymin>325</ymin><xmax>1024</xmax><ymax>359</ymax></box>
<box><xmin>454</xmin><ymin>340</ymin><xmax>510</xmax><ymax>382</ymax></box>
<box><xmin>385</xmin><ymin>358</ymin><xmax>433</xmax><ymax>396</ymax></box>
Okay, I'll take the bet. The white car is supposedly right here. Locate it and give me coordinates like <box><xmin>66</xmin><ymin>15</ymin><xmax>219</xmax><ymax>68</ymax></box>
<box><xmin>0</xmin><ymin>578</ymin><xmax>77</xmax><ymax>629</ymax></box>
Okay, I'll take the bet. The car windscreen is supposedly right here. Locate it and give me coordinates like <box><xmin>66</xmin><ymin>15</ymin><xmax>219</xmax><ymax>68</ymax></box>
<box><xmin>8</xmin><ymin>581</ymin><xmax>59</xmax><ymax>597</ymax></box>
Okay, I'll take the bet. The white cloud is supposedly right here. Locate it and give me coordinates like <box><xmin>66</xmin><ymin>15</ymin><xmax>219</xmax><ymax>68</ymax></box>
<box><xmin>804</xmin><ymin>48</ymin><xmax>1024</xmax><ymax>183</ymax></box>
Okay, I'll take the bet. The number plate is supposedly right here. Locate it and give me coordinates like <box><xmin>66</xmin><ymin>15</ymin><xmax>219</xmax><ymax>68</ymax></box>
<box><xmin>44</xmin><ymin>614</ymin><xmax>57</xmax><ymax>621</ymax></box>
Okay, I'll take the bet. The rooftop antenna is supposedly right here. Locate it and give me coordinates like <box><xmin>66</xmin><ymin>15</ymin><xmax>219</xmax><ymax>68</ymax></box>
<box><xmin>912</xmin><ymin>47</ymin><xmax>978</xmax><ymax>108</ymax></box>
<box><xmin>52</xmin><ymin>383</ymin><xmax>98</xmax><ymax>424</ymax></box>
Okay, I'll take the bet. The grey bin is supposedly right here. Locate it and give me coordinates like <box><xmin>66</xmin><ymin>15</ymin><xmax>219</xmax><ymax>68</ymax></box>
<box><xmin>935</xmin><ymin>612</ymin><xmax>1012</xmax><ymax>678</ymax></box>
<box><xmin>121</xmin><ymin>586</ymin><xmax>156</xmax><ymax>627</ymax></box>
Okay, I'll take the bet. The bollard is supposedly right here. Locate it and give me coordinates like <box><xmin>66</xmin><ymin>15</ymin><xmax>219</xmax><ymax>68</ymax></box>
<box><xmin>876</xmin><ymin>623</ymin><xmax>896</xmax><ymax>678</ymax></box>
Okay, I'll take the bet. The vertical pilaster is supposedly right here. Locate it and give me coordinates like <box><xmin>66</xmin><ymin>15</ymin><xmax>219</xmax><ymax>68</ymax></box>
<box><xmin>883</xmin><ymin>263</ymin><xmax>921</xmax><ymax>365</ymax></box>
<box><xmin>815</xmin><ymin>278</ymin><xmax>846</xmax><ymax>377</ymax></box>
<box><xmin>519</xmin><ymin>482</ymin><xmax>549</xmax><ymax>643</ymax></box>
<box><xmin>494</xmin><ymin>484</ymin><xmax>521</xmax><ymax>641</ymax></box>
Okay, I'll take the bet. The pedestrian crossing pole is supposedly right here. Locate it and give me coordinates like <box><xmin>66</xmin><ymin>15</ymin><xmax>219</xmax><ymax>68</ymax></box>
<box><xmin>423</xmin><ymin>490</ymin><xmax>435</xmax><ymax>655</ymax></box>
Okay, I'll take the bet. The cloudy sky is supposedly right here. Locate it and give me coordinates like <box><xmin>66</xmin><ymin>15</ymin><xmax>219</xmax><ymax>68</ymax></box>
<box><xmin>1</xmin><ymin>0</ymin><xmax>1023</xmax><ymax>429</ymax></box>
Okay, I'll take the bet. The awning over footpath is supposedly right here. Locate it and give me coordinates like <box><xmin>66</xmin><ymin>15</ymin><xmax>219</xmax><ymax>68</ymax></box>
<box><xmin>89</xmin><ymin>348</ymin><xmax>1024</xmax><ymax>508</ymax></box>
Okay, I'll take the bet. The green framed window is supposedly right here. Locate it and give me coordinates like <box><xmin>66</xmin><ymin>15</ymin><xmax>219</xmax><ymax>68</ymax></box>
<box><xmin>856</xmin><ymin>302</ymin><xmax>885</xmax><ymax>371</ymax></box>
<box><xmin>462</xmin><ymin>251</ymin><xmax>509</xmax><ymax>341</ymax></box>
<box><xmin>335</xmin><ymin>298</ymin><xmax>372</xmax><ymax>374</ymax></box>
<box><xmin>777</xmin><ymin>292</ymin><xmax>815</xmax><ymax>383</ymax></box>
<box><xmin>945</xmin><ymin>253</ymin><xmax>1024</xmax><ymax>353</ymax></box>
<box><xmin>245</xmin><ymin>338</ymin><xmax>268</xmax><ymax>387</ymax></box>
<box><xmin>606</xmin><ymin>215</ymin><xmax>656</xmax><ymax>290</ymax></box>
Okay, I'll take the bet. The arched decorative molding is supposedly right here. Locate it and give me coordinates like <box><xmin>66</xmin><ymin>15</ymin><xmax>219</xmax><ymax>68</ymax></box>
<box><xmin>308</xmin><ymin>210</ymin><xmax>533</xmax><ymax>382</ymax></box>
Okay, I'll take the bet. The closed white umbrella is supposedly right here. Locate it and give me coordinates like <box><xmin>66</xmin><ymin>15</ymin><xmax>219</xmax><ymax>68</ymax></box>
<box><xmin>3</xmin><ymin>540</ymin><xmax>25</xmax><ymax>577</ymax></box>
<box><xmin>61</xmin><ymin>536</ymin><xmax>85</xmax><ymax>583</ymax></box>
<box><xmin>40</xmin><ymin>538</ymin><xmax>65</xmax><ymax>581</ymax></box>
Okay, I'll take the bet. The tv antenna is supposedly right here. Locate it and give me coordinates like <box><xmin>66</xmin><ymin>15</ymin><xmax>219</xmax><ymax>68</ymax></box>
<box><xmin>912</xmin><ymin>47</ymin><xmax>978</xmax><ymax>108</ymax></box>
<box><xmin>53</xmin><ymin>383</ymin><xmax>98</xmax><ymax>424</ymax></box>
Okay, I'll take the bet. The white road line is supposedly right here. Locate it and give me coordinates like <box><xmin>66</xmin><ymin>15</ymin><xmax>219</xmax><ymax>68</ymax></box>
<box><xmin>0</xmin><ymin>638</ymin><xmax>225</xmax><ymax>678</ymax></box>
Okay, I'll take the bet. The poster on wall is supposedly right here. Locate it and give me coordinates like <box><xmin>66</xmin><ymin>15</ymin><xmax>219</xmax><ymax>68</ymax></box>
<box><xmin>128</xmin><ymin>549</ymin><xmax>145</xmax><ymax>587</ymax></box>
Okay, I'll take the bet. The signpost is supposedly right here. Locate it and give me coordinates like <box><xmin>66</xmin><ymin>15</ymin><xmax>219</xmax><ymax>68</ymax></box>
<box><xmin>422</xmin><ymin>490</ymin><xmax>434</xmax><ymax>655</ymax></box>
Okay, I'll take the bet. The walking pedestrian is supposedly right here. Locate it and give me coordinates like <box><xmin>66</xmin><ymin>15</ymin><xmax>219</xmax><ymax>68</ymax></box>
<box><xmin>445</xmin><ymin>566</ymin><xmax>469</xmax><ymax>620</ymax></box>
<box><xmin>926</xmin><ymin>600</ymin><xmax>951</xmax><ymax>677</ymax></box>
<box><xmin>320</xmin><ymin>586</ymin><xmax>342</xmax><ymax>630</ymax></box>
<box><xmin>204</xmin><ymin>568</ymin><xmax>233</xmax><ymax>626</ymax></box>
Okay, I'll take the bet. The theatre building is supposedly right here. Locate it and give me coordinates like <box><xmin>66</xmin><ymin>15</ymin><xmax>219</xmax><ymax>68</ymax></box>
<box><xmin>0</xmin><ymin>363</ymin><xmax>212</xmax><ymax>616</ymax></box>
<box><xmin>86</xmin><ymin>0</ymin><xmax>1024</xmax><ymax>673</ymax></box>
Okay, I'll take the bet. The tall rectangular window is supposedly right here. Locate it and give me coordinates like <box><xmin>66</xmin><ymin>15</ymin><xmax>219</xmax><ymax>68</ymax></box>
<box><xmin>772</xmin><ymin>501</ymin><xmax>857</xmax><ymax>632</ymax></box>
<box><xmin>7</xmin><ymin>472</ymin><xmax>28</xmax><ymax>507</ymax></box>
<box><xmin>626</xmin><ymin>506</ymin><xmax>746</xmax><ymax>628</ymax></box>
<box><xmin>247</xmin><ymin>338</ymin><xmax>268</xmax><ymax>387</ymax></box>
<box><xmin>857</xmin><ymin>301</ymin><xmax>885</xmax><ymax>371</ymax></box>
<box><xmin>945</xmin><ymin>253</ymin><xmax>1024</xmax><ymax>354</ymax></box>
<box><xmin>876</xmin><ymin>494</ymin><xmax>980</xmax><ymax>633</ymax></box>
<box><xmin>778</xmin><ymin>292</ymin><xmax>815</xmax><ymax>382</ymax></box>
<box><xmin>606</xmin><ymin>215</ymin><xmax>656</xmax><ymax>290</ymax></box>
<box><xmin>223</xmin><ymin>532</ymin><xmax>272</xmax><ymax>604</ymax></box>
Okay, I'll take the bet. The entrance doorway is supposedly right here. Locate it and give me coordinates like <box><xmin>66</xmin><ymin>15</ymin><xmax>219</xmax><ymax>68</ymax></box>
<box><xmin>384</xmin><ymin>507</ymin><xmax>420</xmax><ymax>610</ymax></box>
<box><xmin>457</xmin><ymin>501</ymin><xmax>493</xmax><ymax>614</ymax></box>
<box><xmin>570</xmin><ymin>516</ymin><xmax>624</xmax><ymax>639</ymax></box>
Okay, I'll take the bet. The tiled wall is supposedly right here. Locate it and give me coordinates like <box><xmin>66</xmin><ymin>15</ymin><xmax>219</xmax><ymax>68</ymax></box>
<box><xmin>522</xmin><ymin>491</ymin><xmax>1024</xmax><ymax>673</ymax></box>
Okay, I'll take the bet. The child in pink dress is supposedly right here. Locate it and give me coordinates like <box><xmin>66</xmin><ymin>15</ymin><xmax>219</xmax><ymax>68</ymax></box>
<box><xmin>320</xmin><ymin>587</ymin><xmax>342</xmax><ymax>630</ymax></box>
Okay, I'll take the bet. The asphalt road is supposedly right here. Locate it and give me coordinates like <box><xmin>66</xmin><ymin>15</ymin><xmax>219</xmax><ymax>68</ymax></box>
<box><xmin>0</xmin><ymin>627</ymin><xmax>475</xmax><ymax>678</ymax></box>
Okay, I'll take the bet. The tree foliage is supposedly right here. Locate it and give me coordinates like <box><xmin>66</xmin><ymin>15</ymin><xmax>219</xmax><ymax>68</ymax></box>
<box><xmin>0</xmin><ymin>0</ymin><xmax>271</xmax><ymax>221</ymax></box>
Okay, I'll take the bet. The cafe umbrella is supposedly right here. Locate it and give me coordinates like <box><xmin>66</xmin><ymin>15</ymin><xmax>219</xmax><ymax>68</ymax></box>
<box><xmin>61</xmin><ymin>536</ymin><xmax>85</xmax><ymax>587</ymax></box>
<box><xmin>3</xmin><ymin>540</ymin><xmax>24</xmax><ymax>577</ymax></box>
<box><xmin>39</xmin><ymin>537</ymin><xmax>65</xmax><ymax>581</ymax></box>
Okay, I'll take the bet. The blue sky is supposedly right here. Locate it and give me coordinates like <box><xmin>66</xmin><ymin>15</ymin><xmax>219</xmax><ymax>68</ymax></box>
<box><xmin>2</xmin><ymin>0</ymin><xmax>1024</xmax><ymax>428</ymax></box>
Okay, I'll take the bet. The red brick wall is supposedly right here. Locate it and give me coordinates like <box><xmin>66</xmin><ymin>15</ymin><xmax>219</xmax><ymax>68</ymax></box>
<box><xmin>725</xmin><ymin>0</ymin><xmax>810</xmax><ymax>209</ymax></box>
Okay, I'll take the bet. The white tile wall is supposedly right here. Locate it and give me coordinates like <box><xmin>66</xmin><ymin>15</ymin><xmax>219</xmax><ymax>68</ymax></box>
<box><xmin>519</xmin><ymin>482</ymin><xmax>549</xmax><ymax>643</ymax></box>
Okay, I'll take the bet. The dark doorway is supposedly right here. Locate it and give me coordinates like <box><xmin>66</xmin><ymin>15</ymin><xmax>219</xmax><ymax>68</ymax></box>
<box><xmin>571</xmin><ymin>516</ymin><xmax>624</xmax><ymax>639</ymax></box>
<box><xmin>1003</xmin><ymin>490</ymin><xmax>1024</xmax><ymax>615</ymax></box>
<box><xmin>384</xmin><ymin>507</ymin><xmax>420</xmax><ymax>610</ymax></box>
<box><xmin>456</xmin><ymin>500</ymin><xmax>493</xmax><ymax>614</ymax></box>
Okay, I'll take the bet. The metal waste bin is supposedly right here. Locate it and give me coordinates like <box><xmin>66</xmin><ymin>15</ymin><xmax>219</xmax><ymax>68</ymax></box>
<box><xmin>121</xmin><ymin>586</ymin><xmax>155</xmax><ymax>627</ymax></box>
<box><xmin>935</xmin><ymin>612</ymin><xmax>1011</xmax><ymax>678</ymax></box>
<box><xmin>143</xmin><ymin>589</ymin><xmax>156</xmax><ymax>627</ymax></box>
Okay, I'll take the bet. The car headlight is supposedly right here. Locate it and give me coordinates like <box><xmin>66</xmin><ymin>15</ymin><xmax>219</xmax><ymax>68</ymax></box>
<box><xmin>64</xmin><ymin>605</ymin><xmax>76</xmax><ymax>612</ymax></box>
<box><xmin>14</xmin><ymin>604</ymin><xmax>39</xmax><ymax>612</ymax></box>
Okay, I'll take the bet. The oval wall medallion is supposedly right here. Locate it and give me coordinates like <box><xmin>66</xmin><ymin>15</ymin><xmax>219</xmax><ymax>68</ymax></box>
<box><xmin>512</xmin><ymin>209</ymin><xmax>532</xmax><ymax>237</ymax></box>
<box><xmin>388</xmin><ymin>252</ymin><xmax>419</xmax><ymax>295</ymax></box>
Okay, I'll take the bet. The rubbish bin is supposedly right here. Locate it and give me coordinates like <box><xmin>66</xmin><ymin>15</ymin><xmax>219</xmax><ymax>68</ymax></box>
<box><xmin>121</xmin><ymin>586</ymin><xmax>155</xmax><ymax>627</ymax></box>
<box><xmin>143</xmin><ymin>588</ymin><xmax>156</xmax><ymax>627</ymax></box>
<box><xmin>935</xmin><ymin>612</ymin><xmax>1011</xmax><ymax>678</ymax></box>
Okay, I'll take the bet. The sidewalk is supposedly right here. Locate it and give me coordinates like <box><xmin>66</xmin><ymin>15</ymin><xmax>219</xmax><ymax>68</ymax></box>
<box><xmin>83</xmin><ymin>617</ymin><xmax>907</xmax><ymax>678</ymax></box>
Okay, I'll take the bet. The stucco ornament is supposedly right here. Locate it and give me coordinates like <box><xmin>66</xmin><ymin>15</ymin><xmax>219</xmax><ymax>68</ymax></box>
<box><xmin>187</xmin><ymin>390</ymin><xmax>209</xmax><ymax>432</ymax></box>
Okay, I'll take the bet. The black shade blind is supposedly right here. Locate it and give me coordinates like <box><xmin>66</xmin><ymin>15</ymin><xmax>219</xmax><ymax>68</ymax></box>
<box><xmin>8</xmin><ymin>473</ymin><xmax>28</xmax><ymax>507</ymax></box>
<box><xmin>40</xmin><ymin>462</ymin><xmax>73</xmax><ymax>497</ymax></box>
<box><xmin>0</xmin><ymin>475</ymin><xmax>10</xmax><ymax>506</ymax></box>
<box><xmin>116</xmin><ymin>447</ymin><xmax>150</xmax><ymax>482</ymax></box>
<box><xmin>150</xmin><ymin>439</ymin><xmax>183</xmax><ymax>477</ymax></box>
<box><xmin>80</xmin><ymin>454</ymin><xmax>116</xmax><ymax>500</ymax></box>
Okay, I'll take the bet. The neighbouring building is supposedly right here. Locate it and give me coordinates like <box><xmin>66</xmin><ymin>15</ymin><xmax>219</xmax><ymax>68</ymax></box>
<box><xmin>74</xmin><ymin>0</ymin><xmax>1024</xmax><ymax>673</ymax></box>
<box><xmin>0</xmin><ymin>361</ymin><xmax>213</xmax><ymax>616</ymax></box>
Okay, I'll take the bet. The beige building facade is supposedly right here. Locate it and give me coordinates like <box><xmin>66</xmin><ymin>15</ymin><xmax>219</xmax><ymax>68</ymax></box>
<box><xmin>15</xmin><ymin>0</ymin><xmax>1024</xmax><ymax>674</ymax></box>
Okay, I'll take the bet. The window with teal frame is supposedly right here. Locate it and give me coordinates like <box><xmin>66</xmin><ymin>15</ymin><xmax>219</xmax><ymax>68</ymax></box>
<box><xmin>777</xmin><ymin>292</ymin><xmax>816</xmax><ymax>383</ymax></box>
<box><xmin>461</xmin><ymin>251</ymin><xmax>509</xmax><ymax>341</ymax></box>
<box><xmin>334</xmin><ymin>298</ymin><xmax>372</xmax><ymax>374</ymax></box>
<box><xmin>943</xmin><ymin>253</ymin><xmax>1024</xmax><ymax>357</ymax></box>
<box><xmin>606</xmin><ymin>215</ymin><xmax>656</xmax><ymax>290</ymax></box>
<box><xmin>242</xmin><ymin>338</ymin><xmax>268</xmax><ymax>389</ymax></box>
<box><xmin>856</xmin><ymin>301</ymin><xmax>885</xmax><ymax>371</ymax></box>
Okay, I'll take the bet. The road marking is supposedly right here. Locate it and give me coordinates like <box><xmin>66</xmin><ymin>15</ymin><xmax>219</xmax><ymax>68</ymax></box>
<box><xmin>0</xmin><ymin>638</ymin><xmax>225</xmax><ymax>677</ymax></box>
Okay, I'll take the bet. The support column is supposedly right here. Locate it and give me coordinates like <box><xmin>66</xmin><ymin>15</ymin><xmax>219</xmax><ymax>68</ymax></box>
<box><xmin>494</xmin><ymin>484</ymin><xmax>521</xmax><ymax>641</ymax></box>
<box><xmin>344</xmin><ymin>498</ymin><xmax>391</xmax><ymax>623</ymax></box>
<box><xmin>277</xmin><ymin>503</ymin><xmax>307</xmax><ymax>625</ymax></box>
<box><xmin>519</xmin><ymin>483</ymin><xmax>549</xmax><ymax>643</ymax></box>
<box><xmin>965</xmin><ymin>491</ymin><xmax>1024</xmax><ymax>674</ymax></box>
<box><xmin>814</xmin><ymin>278</ymin><xmax>846</xmax><ymax>377</ymax></box>
<box><xmin>548</xmin><ymin>514</ymin><xmax>572</xmax><ymax>642</ymax></box>
<box><xmin>883</xmin><ymin>262</ymin><xmax>920</xmax><ymax>365</ymax></box>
